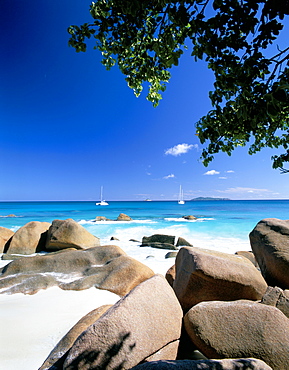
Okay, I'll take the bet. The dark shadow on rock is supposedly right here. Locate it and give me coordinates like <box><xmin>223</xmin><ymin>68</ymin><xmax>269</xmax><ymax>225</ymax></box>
<box><xmin>64</xmin><ymin>332</ymin><xmax>134</xmax><ymax>370</ymax></box>
<box><xmin>36</xmin><ymin>230</ymin><xmax>49</xmax><ymax>252</ymax></box>
<box><xmin>176</xmin><ymin>320</ymin><xmax>205</xmax><ymax>360</ymax></box>
<box><xmin>3</xmin><ymin>236</ymin><xmax>12</xmax><ymax>254</ymax></box>
<box><xmin>130</xmin><ymin>359</ymin><xmax>265</xmax><ymax>370</ymax></box>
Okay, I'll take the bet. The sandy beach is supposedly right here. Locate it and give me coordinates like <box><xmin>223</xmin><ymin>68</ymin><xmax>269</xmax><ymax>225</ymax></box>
<box><xmin>0</xmin><ymin>243</ymin><xmax>176</xmax><ymax>370</ymax></box>
<box><xmin>0</xmin><ymin>279</ymin><xmax>119</xmax><ymax>370</ymax></box>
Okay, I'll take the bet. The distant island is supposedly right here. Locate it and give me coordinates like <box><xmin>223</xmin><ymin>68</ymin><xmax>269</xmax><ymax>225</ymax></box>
<box><xmin>190</xmin><ymin>197</ymin><xmax>231</xmax><ymax>201</ymax></box>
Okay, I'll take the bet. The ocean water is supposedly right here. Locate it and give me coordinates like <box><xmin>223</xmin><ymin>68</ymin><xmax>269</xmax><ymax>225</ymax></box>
<box><xmin>1</xmin><ymin>199</ymin><xmax>289</xmax><ymax>254</ymax></box>
<box><xmin>1</xmin><ymin>199</ymin><xmax>289</xmax><ymax>370</ymax></box>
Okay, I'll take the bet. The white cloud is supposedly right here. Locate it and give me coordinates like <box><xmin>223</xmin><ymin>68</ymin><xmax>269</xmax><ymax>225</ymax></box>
<box><xmin>204</xmin><ymin>170</ymin><xmax>220</xmax><ymax>176</ymax></box>
<box><xmin>163</xmin><ymin>174</ymin><xmax>175</xmax><ymax>179</ymax></box>
<box><xmin>226</xmin><ymin>170</ymin><xmax>235</xmax><ymax>173</ymax></box>
<box><xmin>165</xmin><ymin>143</ymin><xmax>198</xmax><ymax>156</ymax></box>
<box><xmin>219</xmin><ymin>177</ymin><xmax>227</xmax><ymax>180</ymax></box>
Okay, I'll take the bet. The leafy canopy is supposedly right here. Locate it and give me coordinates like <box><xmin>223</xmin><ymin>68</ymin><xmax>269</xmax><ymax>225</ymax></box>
<box><xmin>68</xmin><ymin>0</ymin><xmax>289</xmax><ymax>170</ymax></box>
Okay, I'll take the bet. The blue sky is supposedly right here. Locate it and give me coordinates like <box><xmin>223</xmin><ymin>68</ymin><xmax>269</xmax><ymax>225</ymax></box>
<box><xmin>1</xmin><ymin>0</ymin><xmax>289</xmax><ymax>201</ymax></box>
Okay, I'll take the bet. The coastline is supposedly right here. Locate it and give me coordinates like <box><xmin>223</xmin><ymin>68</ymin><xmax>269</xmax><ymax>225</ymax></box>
<box><xmin>1</xmin><ymin>200</ymin><xmax>288</xmax><ymax>369</ymax></box>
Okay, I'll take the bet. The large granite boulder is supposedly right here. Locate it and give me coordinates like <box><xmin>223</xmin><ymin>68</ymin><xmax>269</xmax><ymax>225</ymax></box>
<box><xmin>250</xmin><ymin>218</ymin><xmax>289</xmax><ymax>288</ymax></box>
<box><xmin>0</xmin><ymin>245</ymin><xmax>154</xmax><ymax>295</ymax></box>
<box><xmin>261</xmin><ymin>285</ymin><xmax>289</xmax><ymax>318</ymax></box>
<box><xmin>0</xmin><ymin>226</ymin><xmax>14</xmax><ymax>253</ymax></box>
<box><xmin>45</xmin><ymin>219</ymin><xmax>100</xmax><ymax>251</ymax></box>
<box><xmin>173</xmin><ymin>246</ymin><xmax>267</xmax><ymax>311</ymax></box>
<box><xmin>5</xmin><ymin>221</ymin><xmax>51</xmax><ymax>255</ymax></box>
<box><xmin>39</xmin><ymin>305</ymin><xmax>113</xmax><ymax>370</ymax></box>
<box><xmin>63</xmin><ymin>274</ymin><xmax>183</xmax><ymax>370</ymax></box>
<box><xmin>62</xmin><ymin>255</ymin><xmax>155</xmax><ymax>296</ymax></box>
<box><xmin>130</xmin><ymin>358</ymin><xmax>272</xmax><ymax>370</ymax></box>
<box><xmin>184</xmin><ymin>300</ymin><xmax>289</xmax><ymax>370</ymax></box>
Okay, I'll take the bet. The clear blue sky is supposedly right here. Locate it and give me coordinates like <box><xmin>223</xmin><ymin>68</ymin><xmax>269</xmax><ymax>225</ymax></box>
<box><xmin>1</xmin><ymin>0</ymin><xmax>288</xmax><ymax>201</ymax></box>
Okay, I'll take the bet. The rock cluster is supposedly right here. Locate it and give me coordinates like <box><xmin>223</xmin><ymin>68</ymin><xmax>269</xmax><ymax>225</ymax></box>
<box><xmin>141</xmin><ymin>234</ymin><xmax>192</xmax><ymax>250</ymax></box>
<box><xmin>0</xmin><ymin>245</ymin><xmax>154</xmax><ymax>296</ymax></box>
<box><xmin>2</xmin><ymin>217</ymin><xmax>289</xmax><ymax>369</ymax></box>
<box><xmin>0</xmin><ymin>219</ymin><xmax>100</xmax><ymax>255</ymax></box>
<box><xmin>93</xmin><ymin>213</ymin><xmax>133</xmax><ymax>222</ymax></box>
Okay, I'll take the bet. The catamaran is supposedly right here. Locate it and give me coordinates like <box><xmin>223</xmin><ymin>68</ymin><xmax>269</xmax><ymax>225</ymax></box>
<box><xmin>96</xmin><ymin>186</ymin><xmax>109</xmax><ymax>206</ymax></box>
<box><xmin>178</xmin><ymin>185</ymin><xmax>185</xmax><ymax>205</ymax></box>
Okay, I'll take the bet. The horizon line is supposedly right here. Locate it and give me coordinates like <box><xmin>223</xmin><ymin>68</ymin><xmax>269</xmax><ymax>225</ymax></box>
<box><xmin>1</xmin><ymin>198</ymin><xmax>289</xmax><ymax>202</ymax></box>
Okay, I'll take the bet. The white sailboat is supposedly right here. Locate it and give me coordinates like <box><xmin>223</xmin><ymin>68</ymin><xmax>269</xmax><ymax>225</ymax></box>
<box><xmin>96</xmin><ymin>186</ymin><xmax>109</xmax><ymax>206</ymax></box>
<box><xmin>178</xmin><ymin>185</ymin><xmax>185</xmax><ymax>205</ymax></box>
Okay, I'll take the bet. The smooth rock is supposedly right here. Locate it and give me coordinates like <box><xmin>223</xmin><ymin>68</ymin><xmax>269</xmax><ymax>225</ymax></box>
<box><xmin>116</xmin><ymin>213</ymin><xmax>132</xmax><ymax>221</ymax></box>
<box><xmin>173</xmin><ymin>246</ymin><xmax>267</xmax><ymax>311</ymax></box>
<box><xmin>63</xmin><ymin>274</ymin><xmax>183</xmax><ymax>370</ymax></box>
<box><xmin>45</xmin><ymin>219</ymin><xmax>100</xmax><ymax>251</ymax></box>
<box><xmin>6</xmin><ymin>221</ymin><xmax>51</xmax><ymax>255</ymax></box>
<box><xmin>0</xmin><ymin>226</ymin><xmax>14</xmax><ymax>253</ymax></box>
<box><xmin>62</xmin><ymin>254</ymin><xmax>155</xmax><ymax>296</ymax></box>
<box><xmin>0</xmin><ymin>245</ymin><xmax>154</xmax><ymax>296</ymax></box>
<box><xmin>184</xmin><ymin>300</ymin><xmax>289</xmax><ymax>370</ymax></box>
<box><xmin>250</xmin><ymin>218</ymin><xmax>289</xmax><ymax>288</ymax></box>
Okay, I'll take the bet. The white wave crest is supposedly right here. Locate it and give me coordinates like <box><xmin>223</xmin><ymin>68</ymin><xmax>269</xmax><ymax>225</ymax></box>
<box><xmin>78</xmin><ymin>219</ymin><xmax>156</xmax><ymax>225</ymax></box>
<box><xmin>164</xmin><ymin>217</ymin><xmax>215</xmax><ymax>222</ymax></box>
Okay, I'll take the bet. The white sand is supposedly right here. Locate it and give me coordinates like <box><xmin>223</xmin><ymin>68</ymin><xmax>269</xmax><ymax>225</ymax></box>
<box><xmin>0</xmin><ymin>286</ymin><xmax>119</xmax><ymax>370</ymax></box>
<box><xmin>0</xmin><ymin>244</ymin><xmax>176</xmax><ymax>370</ymax></box>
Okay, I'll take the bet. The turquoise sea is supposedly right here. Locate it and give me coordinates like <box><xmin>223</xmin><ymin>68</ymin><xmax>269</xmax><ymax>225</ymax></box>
<box><xmin>1</xmin><ymin>199</ymin><xmax>288</xmax><ymax>254</ymax></box>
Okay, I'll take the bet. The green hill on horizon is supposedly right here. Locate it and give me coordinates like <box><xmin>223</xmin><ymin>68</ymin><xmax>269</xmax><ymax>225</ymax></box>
<box><xmin>190</xmin><ymin>197</ymin><xmax>231</xmax><ymax>201</ymax></box>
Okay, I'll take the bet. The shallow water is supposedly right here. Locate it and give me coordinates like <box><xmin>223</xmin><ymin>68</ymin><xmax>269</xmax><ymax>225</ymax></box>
<box><xmin>1</xmin><ymin>199</ymin><xmax>288</xmax><ymax>253</ymax></box>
